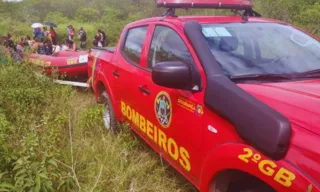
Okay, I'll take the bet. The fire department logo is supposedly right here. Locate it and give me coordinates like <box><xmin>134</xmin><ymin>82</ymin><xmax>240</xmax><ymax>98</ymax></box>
<box><xmin>155</xmin><ymin>91</ymin><xmax>172</xmax><ymax>128</ymax></box>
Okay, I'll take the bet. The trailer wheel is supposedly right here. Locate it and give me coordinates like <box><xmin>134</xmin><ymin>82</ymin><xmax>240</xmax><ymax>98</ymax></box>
<box><xmin>101</xmin><ymin>90</ymin><xmax>119</xmax><ymax>134</ymax></box>
<box><xmin>210</xmin><ymin>171</ymin><xmax>276</xmax><ymax>192</ymax></box>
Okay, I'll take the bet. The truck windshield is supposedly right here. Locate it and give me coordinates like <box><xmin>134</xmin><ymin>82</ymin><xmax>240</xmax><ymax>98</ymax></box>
<box><xmin>201</xmin><ymin>23</ymin><xmax>320</xmax><ymax>79</ymax></box>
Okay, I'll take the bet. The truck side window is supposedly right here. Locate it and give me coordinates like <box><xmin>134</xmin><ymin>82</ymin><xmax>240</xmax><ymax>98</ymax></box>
<box><xmin>147</xmin><ymin>25</ymin><xmax>195</xmax><ymax>69</ymax></box>
<box><xmin>122</xmin><ymin>26</ymin><xmax>148</xmax><ymax>65</ymax></box>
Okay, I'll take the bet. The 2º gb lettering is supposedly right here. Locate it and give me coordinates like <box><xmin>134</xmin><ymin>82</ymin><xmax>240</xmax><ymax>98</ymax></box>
<box><xmin>238</xmin><ymin>147</ymin><xmax>296</xmax><ymax>188</ymax></box>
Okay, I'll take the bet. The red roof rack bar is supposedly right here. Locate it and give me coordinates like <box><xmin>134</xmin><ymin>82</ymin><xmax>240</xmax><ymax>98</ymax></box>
<box><xmin>156</xmin><ymin>0</ymin><xmax>253</xmax><ymax>10</ymax></box>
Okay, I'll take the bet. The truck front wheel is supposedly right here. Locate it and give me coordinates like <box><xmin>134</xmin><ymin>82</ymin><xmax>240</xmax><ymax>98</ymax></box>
<box><xmin>210</xmin><ymin>171</ymin><xmax>276</xmax><ymax>192</ymax></box>
<box><xmin>101</xmin><ymin>90</ymin><xmax>119</xmax><ymax>134</ymax></box>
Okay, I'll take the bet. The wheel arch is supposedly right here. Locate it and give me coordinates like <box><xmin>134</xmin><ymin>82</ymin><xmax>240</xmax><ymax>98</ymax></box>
<box><xmin>199</xmin><ymin>142</ymin><xmax>289</xmax><ymax>192</ymax></box>
<box><xmin>94</xmin><ymin>78</ymin><xmax>122</xmax><ymax>121</ymax></box>
<box><xmin>208</xmin><ymin>169</ymin><xmax>276</xmax><ymax>192</ymax></box>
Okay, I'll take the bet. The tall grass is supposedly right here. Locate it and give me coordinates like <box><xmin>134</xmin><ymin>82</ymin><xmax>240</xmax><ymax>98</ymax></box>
<box><xmin>0</xmin><ymin>59</ymin><xmax>196</xmax><ymax>191</ymax></box>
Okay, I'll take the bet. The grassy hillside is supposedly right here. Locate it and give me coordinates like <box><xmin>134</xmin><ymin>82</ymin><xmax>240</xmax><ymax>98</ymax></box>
<box><xmin>0</xmin><ymin>61</ymin><xmax>196</xmax><ymax>191</ymax></box>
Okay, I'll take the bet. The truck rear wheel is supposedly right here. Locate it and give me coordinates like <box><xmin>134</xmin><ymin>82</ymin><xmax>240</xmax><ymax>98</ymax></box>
<box><xmin>101</xmin><ymin>90</ymin><xmax>119</xmax><ymax>134</ymax></box>
<box><xmin>210</xmin><ymin>171</ymin><xmax>276</xmax><ymax>192</ymax></box>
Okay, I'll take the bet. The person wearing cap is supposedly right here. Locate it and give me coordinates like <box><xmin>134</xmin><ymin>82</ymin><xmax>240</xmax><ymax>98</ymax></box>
<box><xmin>78</xmin><ymin>27</ymin><xmax>87</xmax><ymax>49</ymax></box>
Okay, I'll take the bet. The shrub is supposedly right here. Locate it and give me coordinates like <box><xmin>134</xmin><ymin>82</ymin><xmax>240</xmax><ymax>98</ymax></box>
<box><xmin>74</xmin><ymin>7</ymin><xmax>101</xmax><ymax>23</ymax></box>
<box><xmin>0</xmin><ymin>62</ymin><xmax>74</xmax><ymax>192</ymax></box>
<box><xmin>45</xmin><ymin>12</ymin><xmax>70</xmax><ymax>24</ymax></box>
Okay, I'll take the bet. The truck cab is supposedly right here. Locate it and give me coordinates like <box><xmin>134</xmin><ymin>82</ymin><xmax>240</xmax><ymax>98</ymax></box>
<box><xmin>88</xmin><ymin>1</ymin><xmax>320</xmax><ymax>191</ymax></box>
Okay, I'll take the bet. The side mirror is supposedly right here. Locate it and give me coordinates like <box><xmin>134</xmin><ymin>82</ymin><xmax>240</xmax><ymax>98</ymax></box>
<box><xmin>152</xmin><ymin>61</ymin><xmax>192</xmax><ymax>90</ymax></box>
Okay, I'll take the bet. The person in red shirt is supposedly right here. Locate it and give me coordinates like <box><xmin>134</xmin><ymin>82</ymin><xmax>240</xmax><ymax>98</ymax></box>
<box><xmin>50</xmin><ymin>27</ymin><xmax>57</xmax><ymax>45</ymax></box>
<box><xmin>7</xmin><ymin>33</ymin><xmax>12</xmax><ymax>41</ymax></box>
<box><xmin>19</xmin><ymin>38</ymin><xmax>24</xmax><ymax>47</ymax></box>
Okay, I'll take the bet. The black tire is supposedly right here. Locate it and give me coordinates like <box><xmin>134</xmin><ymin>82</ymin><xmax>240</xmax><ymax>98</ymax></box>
<box><xmin>226</xmin><ymin>179</ymin><xmax>276</xmax><ymax>192</ymax></box>
<box><xmin>101</xmin><ymin>90</ymin><xmax>119</xmax><ymax>134</ymax></box>
<box><xmin>210</xmin><ymin>172</ymin><xmax>276</xmax><ymax>192</ymax></box>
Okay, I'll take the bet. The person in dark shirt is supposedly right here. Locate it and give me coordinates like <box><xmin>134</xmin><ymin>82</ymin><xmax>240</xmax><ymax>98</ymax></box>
<box><xmin>7</xmin><ymin>34</ymin><xmax>16</xmax><ymax>52</ymax></box>
<box><xmin>44</xmin><ymin>40</ymin><xmax>53</xmax><ymax>55</ymax></box>
<box><xmin>21</xmin><ymin>37</ymin><xmax>29</xmax><ymax>47</ymax></box>
<box><xmin>78</xmin><ymin>27</ymin><xmax>87</xmax><ymax>49</ymax></box>
<box><xmin>93</xmin><ymin>34</ymin><xmax>100</xmax><ymax>47</ymax></box>
<box><xmin>98</xmin><ymin>29</ymin><xmax>107</xmax><ymax>47</ymax></box>
<box><xmin>38</xmin><ymin>43</ymin><xmax>46</xmax><ymax>54</ymax></box>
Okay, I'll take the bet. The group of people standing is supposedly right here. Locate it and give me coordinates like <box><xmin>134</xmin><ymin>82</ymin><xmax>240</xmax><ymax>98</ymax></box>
<box><xmin>33</xmin><ymin>26</ymin><xmax>57</xmax><ymax>45</ymax></box>
<box><xmin>1</xmin><ymin>33</ymin><xmax>29</xmax><ymax>62</ymax></box>
<box><xmin>67</xmin><ymin>25</ymin><xmax>107</xmax><ymax>49</ymax></box>
<box><xmin>1</xmin><ymin>24</ymin><xmax>108</xmax><ymax>62</ymax></box>
<box><xmin>66</xmin><ymin>25</ymin><xmax>87</xmax><ymax>50</ymax></box>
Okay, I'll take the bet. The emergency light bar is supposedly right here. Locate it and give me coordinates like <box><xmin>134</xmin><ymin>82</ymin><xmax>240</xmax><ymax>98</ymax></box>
<box><xmin>156</xmin><ymin>0</ymin><xmax>253</xmax><ymax>10</ymax></box>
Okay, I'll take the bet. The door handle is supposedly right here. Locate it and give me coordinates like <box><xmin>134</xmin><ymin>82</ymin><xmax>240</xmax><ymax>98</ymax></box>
<box><xmin>139</xmin><ymin>85</ymin><xmax>150</xmax><ymax>95</ymax></box>
<box><xmin>112</xmin><ymin>71</ymin><xmax>120</xmax><ymax>77</ymax></box>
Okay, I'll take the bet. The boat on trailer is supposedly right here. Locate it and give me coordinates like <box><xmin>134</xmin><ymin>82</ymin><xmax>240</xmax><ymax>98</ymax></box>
<box><xmin>28</xmin><ymin>50</ymin><xmax>89</xmax><ymax>81</ymax></box>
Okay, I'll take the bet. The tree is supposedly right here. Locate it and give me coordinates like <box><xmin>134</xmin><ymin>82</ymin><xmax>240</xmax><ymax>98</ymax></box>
<box><xmin>74</xmin><ymin>7</ymin><xmax>100</xmax><ymax>23</ymax></box>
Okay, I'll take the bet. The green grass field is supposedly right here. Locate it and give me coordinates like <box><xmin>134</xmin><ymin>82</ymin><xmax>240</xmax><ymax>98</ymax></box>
<box><xmin>0</xmin><ymin>61</ymin><xmax>197</xmax><ymax>191</ymax></box>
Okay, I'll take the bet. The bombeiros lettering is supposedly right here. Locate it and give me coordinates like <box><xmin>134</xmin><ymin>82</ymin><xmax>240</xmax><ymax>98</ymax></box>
<box><xmin>121</xmin><ymin>101</ymin><xmax>191</xmax><ymax>172</ymax></box>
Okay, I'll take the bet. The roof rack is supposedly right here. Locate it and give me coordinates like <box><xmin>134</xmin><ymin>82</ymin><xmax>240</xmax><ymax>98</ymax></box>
<box><xmin>241</xmin><ymin>8</ymin><xmax>261</xmax><ymax>21</ymax></box>
<box><xmin>157</xmin><ymin>0</ymin><xmax>254</xmax><ymax>9</ymax></box>
<box><xmin>157</xmin><ymin>0</ymin><xmax>261</xmax><ymax>21</ymax></box>
<box><xmin>161</xmin><ymin>7</ymin><xmax>177</xmax><ymax>17</ymax></box>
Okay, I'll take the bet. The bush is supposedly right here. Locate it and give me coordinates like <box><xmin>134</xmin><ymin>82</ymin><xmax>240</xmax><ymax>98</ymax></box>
<box><xmin>74</xmin><ymin>7</ymin><xmax>101</xmax><ymax>23</ymax></box>
<box><xmin>45</xmin><ymin>12</ymin><xmax>70</xmax><ymax>25</ymax></box>
<box><xmin>0</xmin><ymin>63</ymin><xmax>74</xmax><ymax>191</ymax></box>
<box><xmin>0</xmin><ymin>19</ymin><xmax>30</xmax><ymax>41</ymax></box>
<box><xmin>293</xmin><ymin>2</ymin><xmax>320</xmax><ymax>37</ymax></box>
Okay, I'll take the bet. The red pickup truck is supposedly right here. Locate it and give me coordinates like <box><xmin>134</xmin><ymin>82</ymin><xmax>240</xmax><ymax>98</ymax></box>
<box><xmin>87</xmin><ymin>1</ymin><xmax>320</xmax><ymax>191</ymax></box>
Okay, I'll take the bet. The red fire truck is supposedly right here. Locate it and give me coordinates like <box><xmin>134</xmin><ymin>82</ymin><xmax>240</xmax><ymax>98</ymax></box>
<box><xmin>88</xmin><ymin>0</ymin><xmax>320</xmax><ymax>191</ymax></box>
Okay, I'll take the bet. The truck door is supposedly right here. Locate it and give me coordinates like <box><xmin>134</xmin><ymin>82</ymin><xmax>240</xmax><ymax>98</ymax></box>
<box><xmin>112</xmin><ymin>25</ymin><xmax>149</xmax><ymax>120</ymax></box>
<box><xmin>138</xmin><ymin>24</ymin><xmax>205</xmax><ymax>184</ymax></box>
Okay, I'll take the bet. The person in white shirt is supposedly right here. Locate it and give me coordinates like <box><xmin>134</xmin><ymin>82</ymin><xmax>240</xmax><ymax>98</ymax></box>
<box><xmin>61</xmin><ymin>44</ymin><xmax>69</xmax><ymax>51</ymax></box>
<box><xmin>52</xmin><ymin>42</ymin><xmax>61</xmax><ymax>56</ymax></box>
